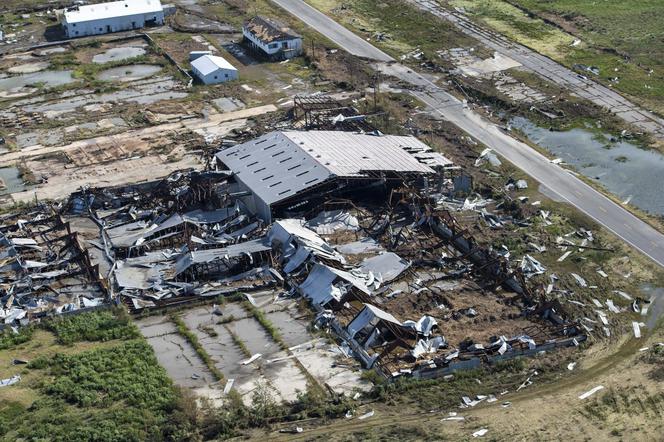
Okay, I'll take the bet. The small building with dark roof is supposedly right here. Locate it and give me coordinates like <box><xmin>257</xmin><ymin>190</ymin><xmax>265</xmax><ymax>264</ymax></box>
<box><xmin>242</xmin><ymin>16</ymin><xmax>303</xmax><ymax>60</ymax></box>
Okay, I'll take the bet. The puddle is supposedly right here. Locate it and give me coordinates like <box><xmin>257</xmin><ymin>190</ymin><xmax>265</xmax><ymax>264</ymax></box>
<box><xmin>0</xmin><ymin>70</ymin><xmax>75</xmax><ymax>92</ymax></box>
<box><xmin>98</xmin><ymin>64</ymin><xmax>162</xmax><ymax>82</ymax></box>
<box><xmin>0</xmin><ymin>167</ymin><xmax>28</xmax><ymax>196</ymax></box>
<box><xmin>510</xmin><ymin>116</ymin><xmax>664</xmax><ymax>215</ymax></box>
<box><xmin>21</xmin><ymin>77</ymin><xmax>187</xmax><ymax>116</ymax></box>
<box><xmin>92</xmin><ymin>47</ymin><xmax>147</xmax><ymax>64</ymax></box>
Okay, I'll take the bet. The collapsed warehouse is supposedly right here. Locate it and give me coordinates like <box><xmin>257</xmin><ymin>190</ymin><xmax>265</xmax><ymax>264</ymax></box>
<box><xmin>0</xmin><ymin>97</ymin><xmax>586</xmax><ymax>379</ymax></box>
<box><xmin>0</xmin><ymin>208</ymin><xmax>108</xmax><ymax>327</ymax></box>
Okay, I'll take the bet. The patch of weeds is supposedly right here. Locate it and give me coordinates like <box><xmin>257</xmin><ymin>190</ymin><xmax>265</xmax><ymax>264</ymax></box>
<box><xmin>224</xmin><ymin>324</ymin><xmax>251</xmax><ymax>358</ymax></box>
<box><xmin>217</xmin><ymin>314</ymin><xmax>236</xmax><ymax>325</ymax></box>
<box><xmin>200</xmin><ymin>325</ymin><xmax>218</xmax><ymax>338</ymax></box>
<box><xmin>242</xmin><ymin>301</ymin><xmax>286</xmax><ymax>350</ymax></box>
<box><xmin>44</xmin><ymin>308</ymin><xmax>139</xmax><ymax>345</ymax></box>
<box><xmin>0</xmin><ymin>326</ymin><xmax>33</xmax><ymax>350</ymax></box>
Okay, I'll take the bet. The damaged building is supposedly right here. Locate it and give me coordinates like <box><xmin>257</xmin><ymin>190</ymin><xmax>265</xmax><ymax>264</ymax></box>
<box><xmin>215</xmin><ymin>131</ymin><xmax>444</xmax><ymax>222</ymax></box>
<box><xmin>0</xmin><ymin>207</ymin><xmax>107</xmax><ymax>328</ymax></box>
<box><xmin>3</xmin><ymin>98</ymin><xmax>587</xmax><ymax>382</ymax></box>
<box><xmin>242</xmin><ymin>16</ymin><xmax>303</xmax><ymax>60</ymax></box>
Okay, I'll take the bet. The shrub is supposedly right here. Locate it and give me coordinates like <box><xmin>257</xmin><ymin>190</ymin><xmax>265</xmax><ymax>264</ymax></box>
<box><xmin>45</xmin><ymin>308</ymin><xmax>139</xmax><ymax>345</ymax></box>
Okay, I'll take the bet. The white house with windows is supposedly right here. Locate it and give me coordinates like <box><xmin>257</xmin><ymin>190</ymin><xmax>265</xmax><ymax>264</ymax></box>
<box><xmin>61</xmin><ymin>0</ymin><xmax>165</xmax><ymax>38</ymax></box>
<box><xmin>242</xmin><ymin>16</ymin><xmax>302</xmax><ymax>60</ymax></box>
<box><xmin>191</xmin><ymin>55</ymin><xmax>238</xmax><ymax>85</ymax></box>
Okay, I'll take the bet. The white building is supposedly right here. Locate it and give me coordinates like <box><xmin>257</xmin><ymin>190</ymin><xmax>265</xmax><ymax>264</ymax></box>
<box><xmin>61</xmin><ymin>0</ymin><xmax>165</xmax><ymax>38</ymax></box>
<box><xmin>242</xmin><ymin>16</ymin><xmax>302</xmax><ymax>60</ymax></box>
<box><xmin>191</xmin><ymin>55</ymin><xmax>238</xmax><ymax>85</ymax></box>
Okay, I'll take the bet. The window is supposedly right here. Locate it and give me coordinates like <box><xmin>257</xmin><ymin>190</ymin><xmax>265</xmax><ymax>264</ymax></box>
<box><xmin>269</xmin><ymin>43</ymin><xmax>278</xmax><ymax>49</ymax></box>
<box><xmin>72</xmin><ymin>23</ymin><xmax>76</xmax><ymax>27</ymax></box>
<box><xmin>225</xmin><ymin>73</ymin><xmax>228</xmax><ymax>78</ymax></box>
<box><xmin>282</xmin><ymin>41</ymin><xmax>288</xmax><ymax>49</ymax></box>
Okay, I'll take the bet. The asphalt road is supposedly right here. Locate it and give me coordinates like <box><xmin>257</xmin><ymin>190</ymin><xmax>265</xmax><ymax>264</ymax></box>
<box><xmin>271</xmin><ymin>0</ymin><xmax>664</xmax><ymax>267</ymax></box>
<box><xmin>410</xmin><ymin>0</ymin><xmax>664</xmax><ymax>141</ymax></box>
<box><xmin>271</xmin><ymin>0</ymin><xmax>394</xmax><ymax>62</ymax></box>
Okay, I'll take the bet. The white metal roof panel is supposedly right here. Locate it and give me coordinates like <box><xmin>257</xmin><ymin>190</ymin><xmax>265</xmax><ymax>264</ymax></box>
<box><xmin>282</xmin><ymin>131</ymin><xmax>435</xmax><ymax>177</ymax></box>
<box><xmin>216</xmin><ymin>131</ymin><xmax>435</xmax><ymax>207</ymax></box>
<box><xmin>64</xmin><ymin>0</ymin><xmax>163</xmax><ymax>23</ymax></box>
<box><xmin>191</xmin><ymin>55</ymin><xmax>237</xmax><ymax>76</ymax></box>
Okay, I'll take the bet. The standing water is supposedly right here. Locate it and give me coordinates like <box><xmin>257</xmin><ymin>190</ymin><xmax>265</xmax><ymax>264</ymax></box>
<box><xmin>510</xmin><ymin>116</ymin><xmax>664</xmax><ymax>216</ymax></box>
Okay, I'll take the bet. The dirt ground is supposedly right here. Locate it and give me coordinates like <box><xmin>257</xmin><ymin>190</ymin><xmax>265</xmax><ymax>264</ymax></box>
<box><xmin>260</xmin><ymin>323</ymin><xmax>664</xmax><ymax>441</ymax></box>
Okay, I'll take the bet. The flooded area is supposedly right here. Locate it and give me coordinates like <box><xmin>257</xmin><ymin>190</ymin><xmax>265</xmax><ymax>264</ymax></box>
<box><xmin>98</xmin><ymin>64</ymin><xmax>162</xmax><ymax>82</ymax></box>
<box><xmin>16</xmin><ymin>77</ymin><xmax>187</xmax><ymax>117</ymax></box>
<box><xmin>92</xmin><ymin>46</ymin><xmax>147</xmax><ymax>64</ymax></box>
<box><xmin>510</xmin><ymin>116</ymin><xmax>664</xmax><ymax>215</ymax></box>
<box><xmin>0</xmin><ymin>167</ymin><xmax>28</xmax><ymax>196</ymax></box>
<box><xmin>0</xmin><ymin>70</ymin><xmax>75</xmax><ymax>92</ymax></box>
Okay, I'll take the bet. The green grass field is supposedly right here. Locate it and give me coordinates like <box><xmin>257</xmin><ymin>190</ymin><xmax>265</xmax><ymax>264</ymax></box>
<box><xmin>449</xmin><ymin>0</ymin><xmax>664</xmax><ymax>114</ymax></box>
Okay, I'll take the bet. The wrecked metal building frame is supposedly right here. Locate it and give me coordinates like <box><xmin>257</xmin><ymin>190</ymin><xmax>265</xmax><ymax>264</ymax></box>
<box><xmin>215</xmin><ymin>131</ymin><xmax>443</xmax><ymax>222</ymax></box>
<box><xmin>8</xmin><ymin>102</ymin><xmax>586</xmax><ymax>381</ymax></box>
<box><xmin>0</xmin><ymin>207</ymin><xmax>108</xmax><ymax>328</ymax></box>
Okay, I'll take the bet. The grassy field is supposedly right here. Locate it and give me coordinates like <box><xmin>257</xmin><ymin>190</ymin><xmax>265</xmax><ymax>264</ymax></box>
<box><xmin>307</xmin><ymin>0</ymin><xmax>482</xmax><ymax>60</ymax></box>
<box><xmin>445</xmin><ymin>0</ymin><xmax>664</xmax><ymax>115</ymax></box>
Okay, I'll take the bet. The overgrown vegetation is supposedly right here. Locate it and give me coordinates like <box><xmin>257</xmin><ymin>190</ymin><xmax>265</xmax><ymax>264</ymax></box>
<box><xmin>45</xmin><ymin>308</ymin><xmax>139</xmax><ymax>345</ymax></box>
<box><xmin>0</xmin><ymin>309</ymin><xmax>198</xmax><ymax>441</ymax></box>
<box><xmin>197</xmin><ymin>381</ymin><xmax>354</xmax><ymax>440</ymax></box>
<box><xmin>0</xmin><ymin>326</ymin><xmax>33</xmax><ymax>350</ymax></box>
<box><xmin>449</xmin><ymin>0</ymin><xmax>664</xmax><ymax>113</ymax></box>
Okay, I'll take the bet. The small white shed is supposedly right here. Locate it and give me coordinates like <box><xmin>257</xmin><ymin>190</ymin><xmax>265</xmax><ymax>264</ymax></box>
<box><xmin>191</xmin><ymin>55</ymin><xmax>238</xmax><ymax>85</ymax></box>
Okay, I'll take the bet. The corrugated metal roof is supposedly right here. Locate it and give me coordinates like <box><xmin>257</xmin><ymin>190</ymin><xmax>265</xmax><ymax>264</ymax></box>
<box><xmin>298</xmin><ymin>263</ymin><xmax>372</xmax><ymax>306</ymax></box>
<box><xmin>174</xmin><ymin>237</ymin><xmax>271</xmax><ymax>275</ymax></box>
<box><xmin>216</xmin><ymin>131</ymin><xmax>435</xmax><ymax>207</ymax></box>
<box><xmin>283</xmin><ymin>131</ymin><xmax>434</xmax><ymax>177</ymax></box>
<box><xmin>64</xmin><ymin>0</ymin><xmax>163</xmax><ymax>23</ymax></box>
<box><xmin>191</xmin><ymin>55</ymin><xmax>237</xmax><ymax>76</ymax></box>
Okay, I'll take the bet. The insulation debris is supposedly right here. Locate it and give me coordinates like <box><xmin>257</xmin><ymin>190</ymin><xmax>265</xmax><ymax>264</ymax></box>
<box><xmin>579</xmin><ymin>385</ymin><xmax>604</xmax><ymax>400</ymax></box>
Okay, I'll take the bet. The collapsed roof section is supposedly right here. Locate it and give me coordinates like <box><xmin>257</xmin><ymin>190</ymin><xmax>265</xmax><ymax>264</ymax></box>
<box><xmin>243</xmin><ymin>16</ymin><xmax>301</xmax><ymax>43</ymax></box>
<box><xmin>215</xmin><ymin>131</ymin><xmax>440</xmax><ymax>221</ymax></box>
<box><xmin>0</xmin><ymin>209</ymin><xmax>107</xmax><ymax>328</ymax></box>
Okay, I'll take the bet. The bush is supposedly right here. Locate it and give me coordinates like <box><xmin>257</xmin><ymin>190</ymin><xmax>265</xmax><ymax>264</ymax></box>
<box><xmin>45</xmin><ymin>309</ymin><xmax>139</xmax><ymax>345</ymax></box>
<box><xmin>43</xmin><ymin>340</ymin><xmax>176</xmax><ymax>410</ymax></box>
<box><xmin>0</xmin><ymin>326</ymin><xmax>33</xmax><ymax>350</ymax></box>
<box><xmin>4</xmin><ymin>340</ymin><xmax>199</xmax><ymax>441</ymax></box>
